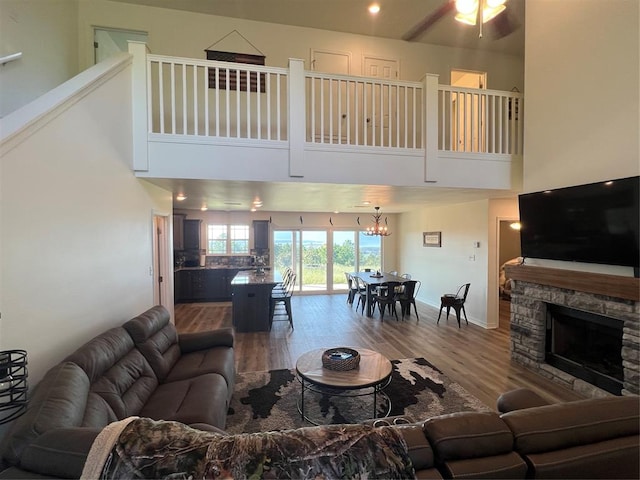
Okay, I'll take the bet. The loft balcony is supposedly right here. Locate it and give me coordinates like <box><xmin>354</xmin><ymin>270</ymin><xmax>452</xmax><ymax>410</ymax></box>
<box><xmin>129</xmin><ymin>43</ymin><xmax>523</xmax><ymax>191</ymax></box>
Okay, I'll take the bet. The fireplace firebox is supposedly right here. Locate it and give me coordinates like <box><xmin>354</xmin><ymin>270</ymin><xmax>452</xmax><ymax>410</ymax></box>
<box><xmin>545</xmin><ymin>304</ymin><xmax>624</xmax><ymax>395</ymax></box>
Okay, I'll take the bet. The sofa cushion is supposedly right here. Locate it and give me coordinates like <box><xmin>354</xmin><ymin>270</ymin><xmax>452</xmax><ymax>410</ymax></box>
<box><xmin>496</xmin><ymin>388</ymin><xmax>550</xmax><ymax>413</ymax></box>
<box><xmin>123</xmin><ymin>305</ymin><xmax>181</xmax><ymax>382</ymax></box>
<box><xmin>423</xmin><ymin>412</ymin><xmax>514</xmax><ymax>461</ymax></box>
<box><xmin>501</xmin><ymin>395</ymin><xmax>640</xmax><ymax>454</ymax></box>
<box><xmin>0</xmin><ymin>362</ymin><xmax>90</xmax><ymax>468</ymax></box>
<box><xmin>441</xmin><ymin>451</ymin><xmax>527</xmax><ymax>479</ymax></box>
<box><xmin>66</xmin><ymin>327</ymin><xmax>159</xmax><ymax>420</ymax></box>
<box><xmin>524</xmin><ymin>436</ymin><xmax>639</xmax><ymax>479</ymax></box>
<box><xmin>20</xmin><ymin>427</ymin><xmax>100</xmax><ymax>479</ymax></box>
<box><xmin>166</xmin><ymin>346</ymin><xmax>235</xmax><ymax>391</ymax></box>
<box><xmin>140</xmin><ymin>373</ymin><xmax>229</xmax><ymax>429</ymax></box>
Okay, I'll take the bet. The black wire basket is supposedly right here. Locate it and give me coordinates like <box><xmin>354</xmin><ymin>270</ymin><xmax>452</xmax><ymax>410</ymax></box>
<box><xmin>0</xmin><ymin>350</ymin><xmax>28</xmax><ymax>425</ymax></box>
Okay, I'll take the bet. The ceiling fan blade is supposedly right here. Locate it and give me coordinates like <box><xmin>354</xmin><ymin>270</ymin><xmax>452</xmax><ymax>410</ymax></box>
<box><xmin>402</xmin><ymin>0</ymin><xmax>456</xmax><ymax>42</ymax></box>
<box><xmin>488</xmin><ymin>9</ymin><xmax>519</xmax><ymax>39</ymax></box>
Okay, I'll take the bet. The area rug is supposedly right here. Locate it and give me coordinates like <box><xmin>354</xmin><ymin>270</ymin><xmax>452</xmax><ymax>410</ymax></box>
<box><xmin>225</xmin><ymin>357</ymin><xmax>490</xmax><ymax>434</ymax></box>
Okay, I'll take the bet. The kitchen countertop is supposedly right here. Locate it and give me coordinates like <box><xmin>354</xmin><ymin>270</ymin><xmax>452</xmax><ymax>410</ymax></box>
<box><xmin>231</xmin><ymin>270</ymin><xmax>280</xmax><ymax>285</ymax></box>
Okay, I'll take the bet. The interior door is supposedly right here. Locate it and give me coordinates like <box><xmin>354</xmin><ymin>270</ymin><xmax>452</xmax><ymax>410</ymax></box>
<box><xmin>451</xmin><ymin>69</ymin><xmax>487</xmax><ymax>152</ymax></box>
<box><xmin>363</xmin><ymin>56</ymin><xmax>398</xmax><ymax>146</ymax></box>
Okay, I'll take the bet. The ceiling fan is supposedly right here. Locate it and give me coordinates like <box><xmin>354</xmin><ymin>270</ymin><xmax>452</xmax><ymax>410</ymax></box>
<box><xmin>402</xmin><ymin>0</ymin><xmax>518</xmax><ymax>42</ymax></box>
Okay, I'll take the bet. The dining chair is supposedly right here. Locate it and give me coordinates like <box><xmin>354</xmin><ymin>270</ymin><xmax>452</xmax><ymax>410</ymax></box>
<box><xmin>345</xmin><ymin>273</ymin><xmax>362</xmax><ymax>307</ymax></box>
<box><xmin>401</xmin><ymin>273</ymin><xmax>412</xmax><ymax>279</ymax></box>
<box><xmin>388</xmin><ymin>271</ymin><xmax>398</xmax><ymax>276</ymax></box>
<box><xmin>353</xmin><ymin>276</ymin><xmax>368</xmax><ymax>315</ymax></box>
<box><xmin>437</xmin><ymin>283</ymin><xmax>470</xmax><ymax>328</ymax></box>
<box><xmin>397</xmin><ymin>280</ymin><xmax>421</xmax><ymax>321</ymax></box>
<box><xmin>372</xmin><ymin>281</ymin><xmax>401</xmax><ymax>321</ymax></box>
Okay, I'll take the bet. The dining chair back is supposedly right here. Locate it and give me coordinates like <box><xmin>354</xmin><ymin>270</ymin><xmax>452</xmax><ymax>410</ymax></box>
<box><xmin>372</xmin><ymin>281</ymin><xmax>401</xmax><ymax>321</ymax></box>
<box><xmin>398</xmin><ymin>280</ymin><xmax>421</xmax><ymax>321</ymax></box>
<box><xmin>437</xmin><ymin>283</ymin><xmax>470</xmax><ymax>328</ymax></box>
<box><xmin>353</xmin><ymin>276</ymin><xmax>368</xmax><ymax>315</ymax></box>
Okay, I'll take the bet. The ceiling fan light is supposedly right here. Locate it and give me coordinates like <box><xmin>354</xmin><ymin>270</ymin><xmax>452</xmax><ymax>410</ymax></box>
<box><xmin>455</xmin><ymin>11</ymin><xmax>477</xmax><ymax>25</ymax></box>
<box><xmin>455</xmin><ymin>0</ymin><xmax>478</xmax><ymax>14</ymax></box>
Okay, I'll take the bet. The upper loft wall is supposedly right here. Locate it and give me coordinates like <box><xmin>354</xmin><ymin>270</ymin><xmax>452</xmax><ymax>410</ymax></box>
<box><xmin>0</xmin><ymin>0</ymin><xmax>80</xmax><ymax>118</ymax></box>
<box><xmin>523</xmin><ymin>0</ymin><xmax>639</xmax><ymax>192</ymax></box>
<box><xmin>78</xmin><ymin>0</ymin><xmax>524</xmax><ymax>89</ymax></box>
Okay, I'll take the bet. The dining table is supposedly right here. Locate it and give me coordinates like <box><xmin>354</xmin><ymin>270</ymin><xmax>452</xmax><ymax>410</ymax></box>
<box><xmin>350</xmin><ymin>272</ymin><xmax>410</xmax><ymax>317</ymax></box>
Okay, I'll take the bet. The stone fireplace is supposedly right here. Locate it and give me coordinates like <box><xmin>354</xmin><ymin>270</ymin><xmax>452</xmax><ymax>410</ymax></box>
<box><xmin>505</xmin><ymin>265</ymin><xmax>640</xmax><ymax>397</ymax></box>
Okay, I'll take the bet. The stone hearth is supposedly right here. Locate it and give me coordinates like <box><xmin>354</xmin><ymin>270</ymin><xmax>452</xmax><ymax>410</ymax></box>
<box><xmin>506</xmin><ymin>265</ymin><xmax>640</xmax><ymax>397</ymax></box>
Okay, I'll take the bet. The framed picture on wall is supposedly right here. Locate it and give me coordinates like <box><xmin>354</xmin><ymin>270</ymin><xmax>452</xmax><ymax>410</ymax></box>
<box><xmin>423</xmin><ymin>231</ymin><xmax>442</xmax><ymax>247</ymax></box>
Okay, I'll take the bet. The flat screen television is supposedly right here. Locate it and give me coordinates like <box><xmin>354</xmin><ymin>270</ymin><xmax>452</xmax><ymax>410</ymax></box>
<box><xmin>518</xmin><ymin>176</ymin><xmax>639</xmax><ymax>270</ymax></box>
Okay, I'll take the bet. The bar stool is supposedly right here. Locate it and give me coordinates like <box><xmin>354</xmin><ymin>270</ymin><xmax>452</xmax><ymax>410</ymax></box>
<box><xmin>270</xmin><ymin>273</ymin><xmax>296</xmax><ymax>330</ymax></box>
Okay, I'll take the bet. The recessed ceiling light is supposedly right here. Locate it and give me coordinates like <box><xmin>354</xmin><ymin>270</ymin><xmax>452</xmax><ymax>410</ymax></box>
<box><xmin>362</xmin><ymin>201</ymin><xmax>371</xmax><ymax>205</ymax></box>
<box><xmin>250</xmin><ymin>207</ymin><xmax>257</xmax><ymax>212</ymax></box>
<box><xmin>369</xmin><ymin>4</ymin><xmax>380</xmax><ymax>14</ymax></box>
<box><xmin>200</xmin><ymin>205</ymin><xmax>208</xmax><ymax>211</ymax></box>
<box><xmin>176</xmin><ymin>193</ymin><xmax>187</xmax><ymax>201</ymax></box>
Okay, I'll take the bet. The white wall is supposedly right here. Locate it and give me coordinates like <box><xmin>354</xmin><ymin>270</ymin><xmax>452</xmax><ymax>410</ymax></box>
<box><xmin>0</xmin><ymin>0</ymin><xmax>80</xmax><ymax>118</ymax></box>
<box><xmin>398</xmin><ymin>200</ymin><xmax>490</xmax><ymax>327</ymax></box>
<box><xmin>523</xmin><ymin>0</ymin><xmax>639</xmax><ymax>192</ymax></box>
<box><xmin>0</xmin><ymin>61</ymin><xmax>172</xmax><ymax>388</ymax></box>
<box><xmin>78</xmin><ymin>0</ymin><xmax>524</xmax><ymax>88</ymax></box>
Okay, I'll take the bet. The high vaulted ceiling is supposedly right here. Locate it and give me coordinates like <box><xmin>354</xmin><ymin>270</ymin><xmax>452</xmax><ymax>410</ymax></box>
<box><xmin>113</xmin><ymin>0</ymin><xmax>525</xmax><ymax>56</ymax></box>
<box><xmin>115</xmin><ymin>0</ymin><xmax>525</xmax><ymax>212</ymax></box>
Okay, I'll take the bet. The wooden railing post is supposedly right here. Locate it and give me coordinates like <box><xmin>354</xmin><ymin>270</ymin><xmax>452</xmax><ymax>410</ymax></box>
<box><xmin>288</xmin><ymin>58</ymin><xmax>305</xmax><ymax>177</ymax></box>
<box><xmin>423</xmin><ymin>73</ymin><xmax>439</xmax><ymax>182</ymax></box>
<box><xmin>129</xmin><ymin>41</ymin><xmax>149</xmax><ymax>172</ymax></box>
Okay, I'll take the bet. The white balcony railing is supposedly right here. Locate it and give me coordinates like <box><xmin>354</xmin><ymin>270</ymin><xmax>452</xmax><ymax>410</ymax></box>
<box><xmin>132</xmin><ymin>44</ymin><xmax>523</xmax><ymax>172</ymax></box>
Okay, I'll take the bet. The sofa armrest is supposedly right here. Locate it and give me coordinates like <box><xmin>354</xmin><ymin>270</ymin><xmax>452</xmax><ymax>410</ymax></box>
<box><xmin>178</xmin><ymin>328</ymin><xmax>235</xmax><ymax>353</ymax></box>
<box><xmin>496</xmin><ymin>388</ymin><xmax>550</xmax><ymax>413</ymax></box>
<box><xmin>19</xmin><ymin>427</ymin><xmax>101</xmax><ymax>479</ymax></box>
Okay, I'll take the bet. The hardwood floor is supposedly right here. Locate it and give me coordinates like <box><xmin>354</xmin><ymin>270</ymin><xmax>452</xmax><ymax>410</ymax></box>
<box><xmin>175</xmin><ymin>294</ymin><xmax>583</xmax><ymax>409</ymax></box>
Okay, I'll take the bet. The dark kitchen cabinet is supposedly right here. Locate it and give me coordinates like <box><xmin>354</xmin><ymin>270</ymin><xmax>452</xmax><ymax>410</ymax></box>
<box><xmin>253</xmin><ymin>220</ymin><xmax>269</xmax><ymax>251</ymax></box>
<box><xmin>173</xmin><ymin>214</ymin><xmax>186</xmax><ymax>250</ymax></box>
<box><xmin>183</xmin><ymin>219</ymin><xmax>202</xmax><ymax>250</ymax></box>
<box><xmin>174</xmin><ymin>268</ymin><xmax>238</xmax><ymax>303</ymax></box>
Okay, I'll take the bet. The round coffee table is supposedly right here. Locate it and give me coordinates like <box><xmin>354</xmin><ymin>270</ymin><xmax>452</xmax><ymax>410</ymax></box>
<box><xmin>295</xmin><ymin>348</ymin><xmax>393</xmax><ymax>425</ymax></box>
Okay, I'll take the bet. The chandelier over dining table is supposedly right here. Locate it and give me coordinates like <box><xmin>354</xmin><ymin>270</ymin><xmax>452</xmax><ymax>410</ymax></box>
<box><xmin>365</xmin><ymin>206</ymin><xmax>391</xmax><ymax>236</ymax></box>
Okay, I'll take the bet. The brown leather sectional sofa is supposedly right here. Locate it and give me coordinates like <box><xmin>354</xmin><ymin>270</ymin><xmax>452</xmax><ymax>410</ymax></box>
<box><xmin>0</xmin><ymin>305</ymin><xmax>235</xmax><ymax>479</ymax></box>
<box><xmin>0</xmin><ymin>304</ymin><xmax>638</xmax><ymax>479</ymax></box>
<box><xmin>392</xmin><ymin>391</ymin><xmax>639</xmax><ymax>479</ymax></box>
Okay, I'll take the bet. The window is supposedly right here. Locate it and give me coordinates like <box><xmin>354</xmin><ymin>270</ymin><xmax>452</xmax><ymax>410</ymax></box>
<box><xmin>230</xmin><ymin>225</ymin><xmax>250</xmax><ymax>253</ymax></box>
<box><xmin>207</xmin><ymin>224</ymin><xmax>249</xmax><ymax>254</ymax></box>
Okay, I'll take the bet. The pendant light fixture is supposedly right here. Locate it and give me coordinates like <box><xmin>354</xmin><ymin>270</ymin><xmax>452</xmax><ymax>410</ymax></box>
<box><xmin>365</xmin><ymin>206</ymin><xmax>391</xmax><ymax>236</ymax></box>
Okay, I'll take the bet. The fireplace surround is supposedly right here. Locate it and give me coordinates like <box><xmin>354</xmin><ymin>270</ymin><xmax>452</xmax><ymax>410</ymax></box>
<box><xmin>505</xmin><ymin>265</ymin><xmax>640</xmax><ymax>397</ymax></box>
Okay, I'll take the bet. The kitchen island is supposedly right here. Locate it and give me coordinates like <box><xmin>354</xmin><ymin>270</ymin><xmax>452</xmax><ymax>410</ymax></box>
<box><xmin>230</xmin><ymin>270</ymin><xmax>280</xmax><ymax>332</ymax></box>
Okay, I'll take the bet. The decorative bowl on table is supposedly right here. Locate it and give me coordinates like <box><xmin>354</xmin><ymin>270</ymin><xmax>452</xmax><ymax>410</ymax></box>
<box><xmin>322</xmin><ymin>348</ymin><xmax>360</xmax><ymax>371</ymax></box>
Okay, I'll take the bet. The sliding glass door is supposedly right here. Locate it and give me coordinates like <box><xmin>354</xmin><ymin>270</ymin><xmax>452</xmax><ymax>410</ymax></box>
<box><xmin>273</xmin><ymin>229</ymin><xmax>381</xmax><ymax>294</ymax></box>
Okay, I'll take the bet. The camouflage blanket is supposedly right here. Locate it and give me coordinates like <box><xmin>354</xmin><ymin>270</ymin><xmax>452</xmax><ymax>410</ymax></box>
<box><xmin>81</xmin><ymin>417</ymin><xmax>416</xmax><ymax>479</ymax></box>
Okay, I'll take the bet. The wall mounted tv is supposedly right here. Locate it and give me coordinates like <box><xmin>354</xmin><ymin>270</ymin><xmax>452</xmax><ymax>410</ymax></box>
<box><xmin>518</xmin><ymin>176</ymin><xmax>639</xmax><ymax>270</ymax></box>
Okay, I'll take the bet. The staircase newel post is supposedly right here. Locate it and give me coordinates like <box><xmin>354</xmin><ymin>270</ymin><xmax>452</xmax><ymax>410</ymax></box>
<box><xmin>129</xmin><ymin>41</ymin><xmax>149</xmax><ymax>172</ymax></box>
<box><xmin>287</xmin><ymin>58</ymin><xmax>305</xmax><ymax>178</ymax></box>
<box><xmin>423</xmin><ymin>73</ymin><xmax>439</xmax><ymax>183</ymax></box>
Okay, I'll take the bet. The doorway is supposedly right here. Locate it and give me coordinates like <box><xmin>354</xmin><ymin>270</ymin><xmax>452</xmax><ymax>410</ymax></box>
<box><xmin>94</xmin><ymin>27</ymin><xmax>148</xmax><ymax>64</ymax></box>
<box><xmin>153</xmin><ymin>214</ymin><xmax>172</xmax><ymax>312</ymax></box>
<box><xmin>498</xmin><ymin>219</ymin><xmax>521</xmax><ymax>330</ymax></box>
<box><xmin>451</xmin><ymin>69</ymin><xmax>487</xmax><ymax>152</ymax></box>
